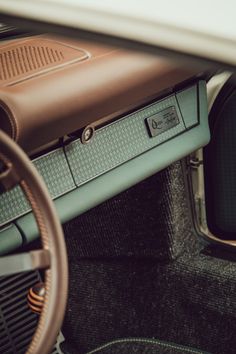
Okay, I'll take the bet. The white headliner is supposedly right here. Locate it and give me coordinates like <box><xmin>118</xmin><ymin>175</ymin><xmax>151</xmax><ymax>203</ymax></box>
<box><xmin>0</xmin><ymin>0</ymin><xmax>236</xmax><ymax>66</ymax></box>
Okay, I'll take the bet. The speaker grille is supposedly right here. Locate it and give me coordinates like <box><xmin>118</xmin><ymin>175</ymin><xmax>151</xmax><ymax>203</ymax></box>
<box><xmin>0</xmin><ymin>271</ymin><xmax>64</xmax><ymax>354</ymax></box>
<box><xmin>0</xmin><ymin>271</ymin><xmax>40</xmax><ymax>354</ymax></box>
<box><xmin>0</xmin><ymin>46</ymin><xmax>63</xmax><ymax>79</ymax></box>
<box><xmin>0</xmin><ymin>37</ymin><xmax>90</xmax><ymax>86</ymax></box>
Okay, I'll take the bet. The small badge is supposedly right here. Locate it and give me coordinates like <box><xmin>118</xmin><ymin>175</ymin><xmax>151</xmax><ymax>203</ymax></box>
<box><xmin>146</xmin><ymin>106</ymin><xmax>179</xmax><ymax>137</ymax></box>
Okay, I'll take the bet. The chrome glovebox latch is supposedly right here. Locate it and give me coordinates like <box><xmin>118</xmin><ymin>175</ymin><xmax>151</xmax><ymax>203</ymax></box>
<box><xmin>189</xmin><ymin>157</ymin><xmax>203</xmax><ymax>169</ymax></box>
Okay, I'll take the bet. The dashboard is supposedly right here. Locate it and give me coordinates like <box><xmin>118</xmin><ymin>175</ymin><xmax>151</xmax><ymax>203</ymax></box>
<box><xmin>0</xmin><ymin>34</ymin><xmax>210</xmax><ymax>254</ymax></box>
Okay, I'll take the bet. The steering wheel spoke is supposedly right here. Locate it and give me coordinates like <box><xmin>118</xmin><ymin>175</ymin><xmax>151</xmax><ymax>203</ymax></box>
<box><xmin>0</xmin><ymin>249</ymin><xmax>51</xmax><ymax>277</ymax></box>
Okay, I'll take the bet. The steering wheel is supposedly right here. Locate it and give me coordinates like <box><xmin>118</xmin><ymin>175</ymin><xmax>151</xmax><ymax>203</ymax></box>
<box><xmin>0</xmin><ymin>130</ymin><xmax>68</xmax><ymax>354</ymax></box>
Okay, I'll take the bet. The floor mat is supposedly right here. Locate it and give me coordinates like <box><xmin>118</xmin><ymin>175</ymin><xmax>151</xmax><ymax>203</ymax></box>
<box><xmin>62</xmin><ymin>161</ymin><xmax>236</xmax><ymax>354</ymax></box>
<box><xmin>62</xmin><ymin>254</ymin><xmax>236</xmax><ymax>354</ymax></box>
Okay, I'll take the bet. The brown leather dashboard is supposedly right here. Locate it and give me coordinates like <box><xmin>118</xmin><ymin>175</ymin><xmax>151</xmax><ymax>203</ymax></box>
<box><xmin>0</xmin><ymin>34</ymin><xmax>202</xmax><ymax>152</ymax></box>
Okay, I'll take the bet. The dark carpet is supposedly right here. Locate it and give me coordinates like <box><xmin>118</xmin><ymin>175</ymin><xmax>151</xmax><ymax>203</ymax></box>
<box><xmin>61</xmin><ymin>161</ymin><xmax>236</xmax><ymax>354</ymax></box>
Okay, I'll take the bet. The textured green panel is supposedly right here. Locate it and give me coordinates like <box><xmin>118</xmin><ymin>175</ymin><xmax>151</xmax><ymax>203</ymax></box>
<box><xmin>0</xmin><ymin>148</ymin><xmax>75</xmax><ymax>226</ymax></box>
<box><xmin>33</xmin><ymin>150</ymin><xmax>75</xmax><ymax>197</ymax></box>
<box><xmin>66</xmin><ymin>94</ymin><xmax>186</xmax><ymax>185</ymax></box>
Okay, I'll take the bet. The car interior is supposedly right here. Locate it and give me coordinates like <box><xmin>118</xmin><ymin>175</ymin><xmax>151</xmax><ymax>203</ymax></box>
<box><xmin>0</xmin><ymin>9</ymin><xmax>236</xmax><ymax>354</ymax></box>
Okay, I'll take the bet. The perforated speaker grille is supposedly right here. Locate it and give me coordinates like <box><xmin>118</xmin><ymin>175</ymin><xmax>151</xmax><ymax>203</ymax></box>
<box><xmin>0</xmin><ymin>37</ymin><xmax>90</xmax><ymax>86</ymax></box>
